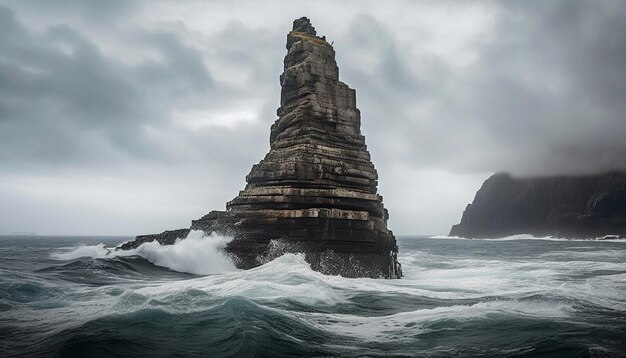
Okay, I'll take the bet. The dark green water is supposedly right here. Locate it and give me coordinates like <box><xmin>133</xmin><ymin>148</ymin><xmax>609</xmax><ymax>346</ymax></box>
<box><xmin>1</xmin><ymin>234</ymin><xmax>625</xmax><ymax>357</ymax></box>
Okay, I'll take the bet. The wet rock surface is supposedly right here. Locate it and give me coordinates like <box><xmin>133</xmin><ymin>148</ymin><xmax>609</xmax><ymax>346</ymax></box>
<box><xmin>450</xmin><ymin>171</ymin><xmax>626</xmax><ymax>239</ymax></box>
<box><xmin>121</xmin><ymin>17</ymin><xmax>401</xmax><ymax>278</ymax></box>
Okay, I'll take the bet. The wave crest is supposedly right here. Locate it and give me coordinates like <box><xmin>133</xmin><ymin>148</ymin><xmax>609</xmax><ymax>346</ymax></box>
<box><xmin>51</xmin><ymin>231</ymin><xmax>237</xmax><ymax>275</ymax></box>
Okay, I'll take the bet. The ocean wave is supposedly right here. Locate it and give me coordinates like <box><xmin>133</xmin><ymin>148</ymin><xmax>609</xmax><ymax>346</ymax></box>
<box><xmin>295</xmin><ymin>297</ymin><xmax>573</xmax><ymax>342</ymax></box>
<box><xmin>50</xmin><ymin>231</ymin><xmax>237</xmax><ymax>275</ymax></box>
<box><xmin>51</xmin><ymin>243</ymin><xmax>110</xmax><ymax>260</ymax></box>
<box><xmin>5</xmin><ymin>235</ymin><xmax>624</xmax><ymax>356</ymax></box>
<box><xmin>27</xmin><ymin>297</ymin><xmax>340</xmax><ymax>358</ymax></box>
<box><xmin>47</xmin><ymin>233</ymin><xmax>626</xmax><ymax>313</ymax></box>
<box><xmin>132</xmin><ymin>253</ymin><xmax>349</xmax><ymax>308</ymax></box>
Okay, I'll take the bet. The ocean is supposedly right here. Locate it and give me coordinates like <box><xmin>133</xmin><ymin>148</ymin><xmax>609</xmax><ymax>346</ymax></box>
<box><xmin>1</xmin><ymin>233</ymin><xmax>625</xmax><ymax>357</ymax></box>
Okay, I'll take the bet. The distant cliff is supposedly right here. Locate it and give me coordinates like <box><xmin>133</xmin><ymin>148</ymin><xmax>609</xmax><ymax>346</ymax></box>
<box><xmin>450</xmin><ymin>172</ymin><xmax>626</xmax><ymax>238</ymax></box>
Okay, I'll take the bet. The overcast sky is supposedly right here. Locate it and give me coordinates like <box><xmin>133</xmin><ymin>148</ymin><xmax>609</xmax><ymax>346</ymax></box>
<box><xmin>1</xmin><ymin>0</ymin><xmax>625</xmax><ymax>235</ymax></box>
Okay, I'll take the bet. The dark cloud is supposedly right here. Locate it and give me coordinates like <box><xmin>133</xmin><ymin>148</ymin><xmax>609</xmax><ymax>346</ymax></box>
<box><xmin>0</xmin><ymin>6</ymin><xmax>268</xmax><ymax>169</ymax></box>
<box><xmin>3</xmin><ymin>0</ymin><xmax>138</xmax><ymax>24</ymax></box>
<box><xmin>336</xmin><ymin>1</ymin><xmax>626</xmax><ymax>176</ymax></box>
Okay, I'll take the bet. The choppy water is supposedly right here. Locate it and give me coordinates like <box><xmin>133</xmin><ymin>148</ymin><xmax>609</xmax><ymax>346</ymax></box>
<box><xmin>1</xmin><ymin>233</ymin><xmax>625</xmax><ymax>357</ymax></box>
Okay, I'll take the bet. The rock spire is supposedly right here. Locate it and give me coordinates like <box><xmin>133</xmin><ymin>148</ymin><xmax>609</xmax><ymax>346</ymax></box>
<box><xmin>121</xmin><ymin>17</ymin><xmax>401</xmax><ymax>278</ymax></box>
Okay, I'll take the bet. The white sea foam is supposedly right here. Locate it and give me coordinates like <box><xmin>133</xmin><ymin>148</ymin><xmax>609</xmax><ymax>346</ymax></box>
<box><xmin>431</xmin><ymin>234</ymin><xmax>626</xmax><ymax>242</ymax></box>
<box><xmin>431</xmin><ymin>235</ymin><xmax>463</xmax><ymax>239</ymax></box>
<box><xmin>129</xmin><ymin>231</ymin><xmax>236</xmax><ymax>275</ymax></box>
<box><xmin>51</xmin><ymin>243</ymin><xmax>110</xmax><ymax>260</ymax></box>
<box><xmin>135</xmin><ymin>253</ymin><xmax>348</xmax><ymax>307</ymax></box>
<box><xmin>295</xmin><ymin>299</ymin><xmax>573</xmax><ymax>342</ymax></box>
<box><xmin>51</xmin><ymin>230</ymin><xmax>237</xmax><ymax>275</ymax></box>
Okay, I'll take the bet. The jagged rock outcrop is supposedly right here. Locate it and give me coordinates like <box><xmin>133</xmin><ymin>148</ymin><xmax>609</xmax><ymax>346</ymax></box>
<box><xmin>120</xmin><ymin>17</ymin><xmax>401</xmax><ymax>278</ymax></box>
<box><xmin>450</xmin><ymin>171</ymin><xmax>626</xmax><ymax>239</ymax></box>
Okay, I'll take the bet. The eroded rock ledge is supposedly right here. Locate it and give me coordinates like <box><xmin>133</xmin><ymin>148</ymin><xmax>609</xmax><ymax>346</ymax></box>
<box><xmin>120</xmin><ymin>17</ymin><xmax>402</xmax><ymax>278</ymax></box>
<box><xmin>450</xmin><ymin>171</ymin><xmax>626</xmax><ymax>239</ymax></box>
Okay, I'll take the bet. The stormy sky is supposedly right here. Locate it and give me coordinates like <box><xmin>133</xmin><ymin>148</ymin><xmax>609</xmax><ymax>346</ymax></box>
<box><xmin>1</xmin><ymin>0</ymin><xmax>625</xmax><ymax>235</ymax></box>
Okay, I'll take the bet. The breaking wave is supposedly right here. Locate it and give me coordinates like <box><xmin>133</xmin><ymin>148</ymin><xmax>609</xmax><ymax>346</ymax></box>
<box><xmin>51</xmin><ymin>230</ymin><xmax>237</xmax><ymax>275</ymax></box>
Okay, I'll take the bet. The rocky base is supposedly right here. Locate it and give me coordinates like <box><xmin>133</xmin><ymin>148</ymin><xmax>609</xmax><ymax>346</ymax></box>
<box><xmin>120</xmin><ymin>210</ymin><xmax>401</xmax><ymax>278</ymax></box>
<box><xmin>450</xmin><ymin>171</ymin><xmax>626</xmax><ymax>239</ymax></box>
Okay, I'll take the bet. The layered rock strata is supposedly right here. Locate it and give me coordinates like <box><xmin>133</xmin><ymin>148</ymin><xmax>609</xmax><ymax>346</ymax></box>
<box><xmin>450</xmin><ymin>172</ymin><xmax>626</xmax><ymax>239</ymax></box>
<box><xmin>121</xmin><ymin>17</ymin><xmax>401</xmax><ymax>278</ymax></box>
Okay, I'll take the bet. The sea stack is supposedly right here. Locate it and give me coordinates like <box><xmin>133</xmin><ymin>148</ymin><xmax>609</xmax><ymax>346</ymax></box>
<box><xmin>121</xmin><ymin>17</ymin><xmax>402</xmax><ymax>278</ymax></box>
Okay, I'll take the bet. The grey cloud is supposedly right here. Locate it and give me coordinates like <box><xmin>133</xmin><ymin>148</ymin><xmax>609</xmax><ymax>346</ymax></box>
<box><xmin>3</xmin><ymin>0</ymin><xmax>138</xmax><ymax>24</ymax></box>
<box><xmin>336</xmin><ymin>2</ymin><xmax>626</xmax><ymax>176</ymax></box>
<box><xmin>137</xmin><ymin>31</ymin><xmax>215</xmax><ymax>95</ymax></box>
<box><xmin>339</xmin><ymin>15</ymin><xmax>420</xmax><ymax>102</ymax></box>
<box><xmin>466</xmin><ymin>0</ymin><xmax>626</xmax><ymax>175</ymax></box>
<box><xmin>0</xmin><ymin>6</ymin><xmax>254</xmax><ymax>169</ymax></box>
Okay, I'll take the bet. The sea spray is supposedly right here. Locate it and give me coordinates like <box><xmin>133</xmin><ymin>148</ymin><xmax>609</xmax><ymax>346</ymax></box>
<box><xmin>51</xmin><ymin>242</ymin><xmax>110</xmax><ymax>260</ymax></box>
<box><xmin>129</xmin><ymin>231</ymin><xmax>236</xmax><ymax>275</ymax></box>
<box><xmin>51</xmin><ymin>230</ymin><xmax>237</xmax><ymax>275</ymax></box>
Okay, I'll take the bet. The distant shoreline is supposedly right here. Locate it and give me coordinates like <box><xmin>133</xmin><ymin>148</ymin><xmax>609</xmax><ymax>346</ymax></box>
<box><xmin>1</xmin><ymin>234</ymin><xmax>133</xmax><ymax>238</ymax></box>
